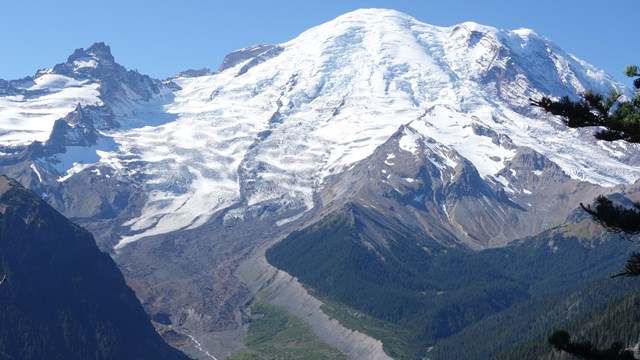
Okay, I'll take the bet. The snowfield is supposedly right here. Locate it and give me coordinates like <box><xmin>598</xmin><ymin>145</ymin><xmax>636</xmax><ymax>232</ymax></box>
<box><xmin>0</xmin><ymin>74</ymin><xmax>102</xmax><ymax>146</ymax></box>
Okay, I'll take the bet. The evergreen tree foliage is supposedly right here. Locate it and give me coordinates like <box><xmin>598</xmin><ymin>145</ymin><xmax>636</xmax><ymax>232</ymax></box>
<box><xmin>266</xmin><ymin>204</ymin><xmax>639</xmax><ymax>359</ymax></box>
<box><xmin>613</xmin><ymin>252</ymin><xmax>640</xmax><ymax>278</ymax></box>
<box><xmin>548</xmin><ymin>330</ymin><xmax>635</xmax><ymax>360</ymax></box>
<box><xmin>580</xmin><ymin>196</ymin><xmax>640</xmax><ymax>236</ymax></box>
<box><xmin>534</xmin><ymin>65</ymin><xmax>640</xmax><ymax>359</ymax></box>
<box><xmin>532</xmin><ymin>65</ymin><xmax>640</xmax><ymax>143</ymax></box>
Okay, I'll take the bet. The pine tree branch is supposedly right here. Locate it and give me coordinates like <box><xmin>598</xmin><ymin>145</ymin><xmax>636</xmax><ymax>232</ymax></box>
<box><xmin>611</xmin><ymin>252</ymin><xmax>640</xmax><ymax>278</ymax></box>
<box><xmin>540</xmin><ymin>64</ymin><xmax>640</xmax><ymax>360</ymax></box>
<box><xmin>580</xmin><ymin>197</ymin><xmax>640</xmax><ymax>235</ymax></box>
<box><xmin>549</xmin><ymin>330</ymin><xmax>635</xmax><ymax>360</ymax></box>
<box><xmin>532</xmin><ymin>71</ymin><xmax>640</xmax><ymax>143</ymax></box>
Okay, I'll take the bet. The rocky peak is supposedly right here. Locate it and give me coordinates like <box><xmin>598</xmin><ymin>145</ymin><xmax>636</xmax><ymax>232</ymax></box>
<box><xmin>44</xmin><ymin>104</ymin><xmax>100</xmax><ymax>153</ymax></box>
<box><xmin>52</xmin><ymin>42</ymin><xmax>116</xmax><ymax>78</ymax></box>
<box><xmin>217</xmin><ymin>44</ymin><xmax>280</xmax><ymax>72</ymax></box>
<box><xmin>46</xmin><ymin>42</ymin><xmax>168</xmax><ymax>104</ymax></box>
<box><xmin>65</xmin><ymin>103</ymin><xmax>94</xmax><ymax>127</ymax></box>
<box><xmin>67</xmin><ymin>42</ymin><xmax>115</xmax><ymax>64</ymax></box>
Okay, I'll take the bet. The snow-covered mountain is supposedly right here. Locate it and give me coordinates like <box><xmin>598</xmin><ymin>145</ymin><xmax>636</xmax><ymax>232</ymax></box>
<box><xmin>2</xmin><ymin>9</ymin><xmax>635</xmax><ymax>249</ymax></box>
<box><xmin>1</xmin><ymin>8</ymin><xmax>639</xmax><ymax>357</ymax></box>
<box><xmin>0</xmin><ymin>12</ymin><xmax>627</xmax><ymax>239</ymax></box>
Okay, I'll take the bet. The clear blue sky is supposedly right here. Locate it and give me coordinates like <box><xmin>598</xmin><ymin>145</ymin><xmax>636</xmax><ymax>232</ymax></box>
<box><xmin>1</xmin><ymin>0</ymin><xmax>637</xmax><ymax>87</ymax></box>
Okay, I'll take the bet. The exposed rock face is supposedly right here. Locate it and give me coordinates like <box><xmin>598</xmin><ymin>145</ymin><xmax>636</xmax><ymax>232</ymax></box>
<box><xmin>51</xmin><ymin>42</ymin><xmax>166</xmax><ymax>107</ymax></box>
<box><xmin>172</xmin><ymin>68</ymin><xmax>212</xmax><ymax>78</ymax></box>
<box><xmin>217</xmin><ymin>44</ymin><xmax>282</xmax><ymax>72</ymax></box>
<box><xmin>46</xmin><ymin>104</ymin><xmax>101</xmax><ymax>150</ymax></box>
<box><xmin>317</xmin><ymin>122</ymin><xmax>604</xmax><ymax>249</ymax></box>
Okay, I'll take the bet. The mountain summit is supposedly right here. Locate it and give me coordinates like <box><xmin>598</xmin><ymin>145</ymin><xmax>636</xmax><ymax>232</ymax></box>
<box><xmin>57</xmin><ymin>42</ymin><xmax>117</xmax><ymax>74</ymax></box>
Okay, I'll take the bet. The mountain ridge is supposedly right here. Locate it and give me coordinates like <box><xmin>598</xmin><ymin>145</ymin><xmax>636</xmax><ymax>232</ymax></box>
<box><xmin>0</xmin><ymin>175</ymin><xmax>189</xmax><ymax>359</ymax></box>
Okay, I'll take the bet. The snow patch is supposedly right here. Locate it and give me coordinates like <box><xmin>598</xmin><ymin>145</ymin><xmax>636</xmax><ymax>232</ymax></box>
<box><xmin>384</xmin><ymin>153</ymin><xmax>395</xmax><ymax>165</ymax></box>
<box><xmin>30</xmin><ymin>163</ymin><xmax>43</xmax><ymax>182</ymax></box>
<box><xmin>494</xmin><ymin>175</ymin><xmax>514</xmax><ymax>193</ymax></box>
<box><xmin>410</xmin><ymin>106</ymin><xmax>515</xmax><ymax>178</ymax></box>
<box><xmin>399</xmin><ymin>128</ymin><xmax>421</xmax><ymax>154</ymax></box>
<box><xmin>73</xmin><ymin>58</ymin><xmax>98</xmax><ymax>70</ymax></box>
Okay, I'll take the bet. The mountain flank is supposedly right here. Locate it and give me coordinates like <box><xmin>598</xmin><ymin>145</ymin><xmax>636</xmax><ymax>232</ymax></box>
<box><xmin>0</xmin><ymin>175</ymin><xmax>188</xmax><ymax>360</ymax></box>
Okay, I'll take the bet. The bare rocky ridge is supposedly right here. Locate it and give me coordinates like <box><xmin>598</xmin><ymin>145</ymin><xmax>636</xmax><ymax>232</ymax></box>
<box><xmin>217</xmin><ymin>44</ymin><xmax>282</xmax><ymax>73</ymax></box>
<box><xmin>317</xmin><ymin>122</ymin><xmax>609</xmax><ymax>249</ymax></box>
